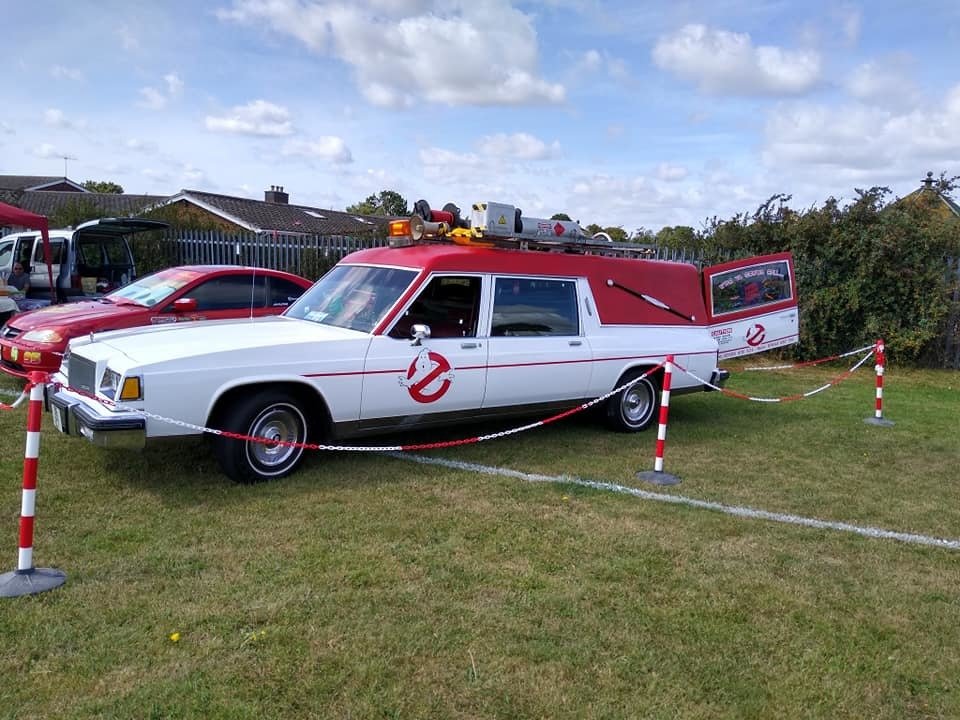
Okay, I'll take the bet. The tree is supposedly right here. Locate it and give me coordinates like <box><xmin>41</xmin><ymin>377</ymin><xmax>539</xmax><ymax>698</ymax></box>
<box><xmin>550</xmin><ymin>213</ymin><xmax>572</xmax><ymax>221</ymax></box>
<box><xmin>83</xmin><ymin>180</ymin><xmax>124</xmax><ymax>193</ymax></box>
<box><xmin>346</xmin><ymin>190</ymin><xmax>409</xmax><ymax>217</ymax></box>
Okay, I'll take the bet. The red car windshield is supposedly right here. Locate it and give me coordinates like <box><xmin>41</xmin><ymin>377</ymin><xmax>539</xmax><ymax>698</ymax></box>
<box><xmin>107</xmin><ymin>268</ymin><xmax>204</xmax><ymax>307</ymax></box>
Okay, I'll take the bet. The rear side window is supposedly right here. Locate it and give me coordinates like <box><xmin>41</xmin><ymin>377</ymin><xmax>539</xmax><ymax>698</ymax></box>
<box><xmin>188</xmin><ymin>275</ymin><xmax>267</xmax><ymax>310</ymax></box>
<box><xmin>709</xmin><ymin>259</ymin><xmax>793</xmax><ymax>316</ymax></box>
<box><xmin>491</xmin><ymin>278</ymin><xmax>579</xmax><ymax>336</ymax></box>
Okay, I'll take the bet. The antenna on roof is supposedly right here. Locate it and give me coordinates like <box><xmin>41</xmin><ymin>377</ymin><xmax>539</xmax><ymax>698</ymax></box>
<box><xmin>60</xmin><ymin>154</ymin><xmax>77</xmax><ymax>177</ymax></box>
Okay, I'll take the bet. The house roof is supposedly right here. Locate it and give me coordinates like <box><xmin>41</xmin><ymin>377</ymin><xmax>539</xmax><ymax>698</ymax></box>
<box><xmin>162</xmin><ymin>189</ymin><xmax>390</xmax><ymax>235</ymax></box>
<box><xmin>9</xmin><ymin>190</ymin><xmax>166</xmax><ymax>219</ymax></box>
<box><xmin>0</xmin><ymin>175</ymin><xmax>88</xmax><ymax>192</ymax></box>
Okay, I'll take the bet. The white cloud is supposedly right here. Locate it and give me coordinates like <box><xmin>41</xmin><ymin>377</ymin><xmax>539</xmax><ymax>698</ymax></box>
<box><xmin>574</xmin><ymin>49</ymin><xmax>628</xmax><ymax>80</ymax></box>
<box><xmin>652</xmin><ymin>24</ymin><xmax>821</xmax><ymax>95</ymax></box>
<box><xmin>205</xmin><ymin>100</ymin><xmax>294</xmax><ymax>136</ymax></box>
<box><xmin>217</xmin><ymin>0</ymin><xmax>565</xmax><ymax>107</ymax></box>
<box><xmin>0</xmin><ymin>121</ymin><xmax>13</xmax><ymax>135</ymax></box>
<box><xmin>762</xmin><ymin>85</ymin><xmax>960</xmax><ymax>180</ymax></box>
<box><xmin>43</xmin><ymin>108</ymin><xmax>72</xmax><ymax>129</ymax></box>
<box><xmin>138</xmin><ymin>72</ymin><xmax>183</xmax><ymax>110</ymax></box>
<box><xmin>656</xmin><ymin>163</ymin><xmax>688</xmax><ymax>182</ymax></box>
<box><xmin>32</xmin><ymin>143</ymin><xmax>63</xmax><ymax>159</ymax></box>
<box><xmin>847</xmin><ymin>55</ymin><xmax>920</xmax><ymax>111</ymax></box>
<box><xmin>51</xmin><ymin>65</ymin><xmax>83</xmax><ymax>81</ymax></box>
<box><xmin>118</xmin><ymin>24</ymin><xmax>139</xmax><ymax>51</ymax></box>
<box><xmin>125</xmin><ymin>138</ymin><xmax>159</xmax><ymax>154</ymax></box>
<box><xmin>477</xmin><ymin>132</ymin><xmax>560</xmax><ymax>160</ymax></box>
<box><xmin>281</xmin><ymin>136</ymin><xmax>353</xmax><ymax>164</ymax></box>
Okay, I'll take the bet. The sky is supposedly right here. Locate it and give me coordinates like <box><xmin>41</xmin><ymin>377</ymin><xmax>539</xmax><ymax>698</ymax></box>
<box><xmin>3</xmin><ymin>0</ymin><xmax>960</xmax><ymax>234</ymax></box>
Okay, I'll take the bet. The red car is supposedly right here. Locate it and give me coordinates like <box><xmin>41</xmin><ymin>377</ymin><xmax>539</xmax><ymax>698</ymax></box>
<box><xmin>0</xmin><ymin>265</ymin><xmax>313</xmax><ymax>378</ymax></box>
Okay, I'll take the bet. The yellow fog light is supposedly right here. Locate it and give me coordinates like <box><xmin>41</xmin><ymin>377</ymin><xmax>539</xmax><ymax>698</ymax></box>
<box><xmin>119</xmin><ymin>376</ymin><xmax>142</xmax><ymax>401</ymax></box>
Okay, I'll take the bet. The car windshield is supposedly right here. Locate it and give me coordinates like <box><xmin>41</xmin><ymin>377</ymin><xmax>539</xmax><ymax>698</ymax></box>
<box><xmin>107</xmin><ymin>268</ymin><xmax>203</xmax><ymax>307</ymax></box>
<box><xmin>285</xmin><ymin>264</ymin><xmax>417</xmax><ymax>332</ymax></box>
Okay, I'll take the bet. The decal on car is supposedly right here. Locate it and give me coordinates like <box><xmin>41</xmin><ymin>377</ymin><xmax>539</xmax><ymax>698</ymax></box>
<box><xmin>398</xmin><ymin>348</ymin><xmax>455</xmax><ymax>404</ymax></box>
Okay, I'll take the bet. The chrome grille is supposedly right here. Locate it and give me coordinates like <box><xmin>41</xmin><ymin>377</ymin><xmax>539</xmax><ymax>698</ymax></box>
<box><xmin>68</xmin><ymin>354</ymin><xmax>98</xmax><ymax>395</ymax></box>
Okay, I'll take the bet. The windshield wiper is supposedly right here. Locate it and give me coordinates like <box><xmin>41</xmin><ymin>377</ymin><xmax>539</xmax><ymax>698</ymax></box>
<box><xmin>606</xmin><ymin>279</ymin><xmax>696</xmax><ymax>323</ymax></box>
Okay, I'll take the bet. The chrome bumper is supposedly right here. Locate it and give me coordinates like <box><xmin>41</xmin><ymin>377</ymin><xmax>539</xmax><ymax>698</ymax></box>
<box><xmin>48</xmin><ymin>385</ymin><xmax>145</xmax><ymax>450</ymax></box>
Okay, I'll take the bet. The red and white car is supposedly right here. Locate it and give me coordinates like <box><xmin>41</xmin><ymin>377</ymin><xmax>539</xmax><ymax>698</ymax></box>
<box><xmin>0</xmin><ymin>265</ymin><xmax>312</xmax><ymax>378</ymax></box>
<box><xmin>47</xmin><ymin>204</ymin><xmax>798</xmax><ymax>484</ymax></box>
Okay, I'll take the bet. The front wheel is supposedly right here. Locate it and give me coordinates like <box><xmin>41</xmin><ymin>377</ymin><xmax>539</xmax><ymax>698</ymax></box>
<box><xmin>605</xmin><ymin>369</ymin><xmax>660</xmax><ymax>432</ymax></box>
<box><xmin>213</xmin><ymin>390</ymin><xmax>309</xmax><ymax>483</ymax></box>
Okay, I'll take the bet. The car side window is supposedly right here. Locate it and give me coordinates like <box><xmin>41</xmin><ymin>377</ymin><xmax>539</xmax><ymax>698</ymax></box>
<box><xmin>32</xmin><ymin>239</ymin><xmax>65</xmax><ymax>265</ymax></box>
<box><xmin>388</xmin><ymin>275</ymin><xmax>481</xmax><ymax>339</ymax></box>
<box><xmin>268</xmin><ymin>277</ymin><xmax>307</xmax><ymax>307</ymax></box>
<box><xmin>491</xmin><ymin>277</ymin><xmax>579</xmax><ymax>336</ymax></box>
<box><xmin>186</xmin><ymin>275</ymin><xmax>267</xmax><ymax>310</ymax></box>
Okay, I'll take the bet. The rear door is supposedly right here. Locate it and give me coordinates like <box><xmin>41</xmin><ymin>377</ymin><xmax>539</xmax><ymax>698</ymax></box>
<box><xmin>703</xmin><ymin>252</ymin><xmax>799</xmax><ymax>359</ymax></box>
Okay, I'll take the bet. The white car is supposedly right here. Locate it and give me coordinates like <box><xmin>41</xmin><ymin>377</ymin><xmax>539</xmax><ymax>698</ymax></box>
<box><xmin>48</xmin><ymin>213</ymin><xmax>798</xmax><ymax>483</ymax></box>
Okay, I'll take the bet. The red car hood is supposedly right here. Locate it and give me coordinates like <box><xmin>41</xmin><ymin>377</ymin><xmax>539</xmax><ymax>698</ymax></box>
<box><xmin>9</xmin><ymin>301</ymin><xmax>143</xmax><ymax>333</ymax></box>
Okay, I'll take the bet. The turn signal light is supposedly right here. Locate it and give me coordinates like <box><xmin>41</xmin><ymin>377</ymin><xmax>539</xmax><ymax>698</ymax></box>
<box><xmin>119</xmin><ymin>376</ymin><xmax>142</xmax><ymax>401</ymax></box>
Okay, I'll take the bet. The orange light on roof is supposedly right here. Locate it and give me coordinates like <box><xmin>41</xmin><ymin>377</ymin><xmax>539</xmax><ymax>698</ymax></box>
<box><xmin>389</xmin><ymin>219</ymin><xmax>412</xmax><ymax>237</ymax></box>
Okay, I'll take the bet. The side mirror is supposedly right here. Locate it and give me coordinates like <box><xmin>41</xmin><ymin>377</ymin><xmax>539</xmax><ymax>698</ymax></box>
<box><xmin>410</xmin><ymin>323</ymin><xmax>431</xmax><ymax>346</ymax></box>
<box><xmin>172</xmin><ymin>297</ymin><xmax>198</xmax><ymax>313</ymax></box>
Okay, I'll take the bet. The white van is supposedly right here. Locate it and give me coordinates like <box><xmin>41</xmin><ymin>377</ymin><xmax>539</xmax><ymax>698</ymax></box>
<box><xmin>0</xmin><ymin>218</ymin><xmax>167</xmax><ymax>302</ymax></box>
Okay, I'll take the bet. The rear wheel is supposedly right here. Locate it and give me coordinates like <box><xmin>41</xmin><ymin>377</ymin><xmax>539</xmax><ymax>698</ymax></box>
<box><xmin>213</xmin><ymin>390</ymin><xmax>309</xmax><ymax>483</ymax></box>
<box><xmin>605</xmin><ymin>369</ymin><xmax>660</xmax><ymax>432</ymax></box>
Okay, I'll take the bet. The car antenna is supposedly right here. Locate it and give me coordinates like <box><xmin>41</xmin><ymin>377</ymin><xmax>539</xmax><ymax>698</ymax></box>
<box><xmin>249</xmin><ymin>263</ymin><xmax>257</xmax><ymax>320</ymax></box>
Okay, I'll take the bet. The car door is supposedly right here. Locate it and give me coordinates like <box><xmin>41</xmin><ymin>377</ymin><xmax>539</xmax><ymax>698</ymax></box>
<box><xmin>702</xmin><ymin>252</ymin><xmax>800</xmax><ymax>359</ymax></box>
<box><xmin>359</xmin><ymin>274</ymin><xmax>488</xmax><ymax>427</ymax></box>
<box><xmin>482</xmin><ymin>276</ymin><xmax>592</xmax><ymax>408</ymax></box>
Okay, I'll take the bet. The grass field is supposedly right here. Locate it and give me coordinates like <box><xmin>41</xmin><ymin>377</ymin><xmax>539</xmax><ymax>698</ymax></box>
<box><xmin>0</xmin><ymin>358</ymin><xmax>958</xmax><ymax>719</ymax></box>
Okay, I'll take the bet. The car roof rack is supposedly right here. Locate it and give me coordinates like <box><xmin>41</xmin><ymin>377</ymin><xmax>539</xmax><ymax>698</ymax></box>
<box><xmin>388</xmin><ymin>199</ymin><xmax>659</xmax><ymax>259</ymax></box>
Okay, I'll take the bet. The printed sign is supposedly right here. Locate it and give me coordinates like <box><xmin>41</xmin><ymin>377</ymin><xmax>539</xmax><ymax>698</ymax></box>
<box><xmin>710</xmin><ymin>259</ymin><xmax>792</xmax><ymax>316</ymax></box>
<box><xmin>398</xmin><ymin>348</ymin><xmax>455</xmax><ymax>404</ymax></box>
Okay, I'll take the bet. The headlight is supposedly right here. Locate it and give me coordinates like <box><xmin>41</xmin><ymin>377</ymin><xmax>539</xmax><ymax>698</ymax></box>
<box><xmin>99</xmin><ymin>369</ymin><xmax>142</xmax><ymax>401</ymax></box>
<box><xmin>21</xmin><ymin>328</ymin><xmax>65</xmax><ymax>344</ymax></box>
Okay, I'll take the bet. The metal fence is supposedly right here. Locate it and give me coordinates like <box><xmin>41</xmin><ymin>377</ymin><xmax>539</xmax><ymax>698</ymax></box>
<box><xmin>165</xmin><ymin>229</ymin><xmax>390</xmax><ymax>277</ymax></box>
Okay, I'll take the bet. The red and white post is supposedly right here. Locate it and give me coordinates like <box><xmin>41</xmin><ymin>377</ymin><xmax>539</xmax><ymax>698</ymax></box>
<box><xmin>637</xmin><ymin>356</ymin><xmax>681</xmax><ymax>485</ymax></box>
<box><xmin>864</xmin><ymin>338</ymin><xmax>895</xmax><ymax>427</ymax></box>
<box><xmin>0</xmin><ymin>372</ymin><xmax>66</xmax><ymax>598</ymax></box>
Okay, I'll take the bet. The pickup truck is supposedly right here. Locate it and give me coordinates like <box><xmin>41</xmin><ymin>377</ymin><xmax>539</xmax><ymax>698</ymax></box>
<box><xmin>47</xmin><ymin>207</ymin><xmax>798</xmax><ymax>484</ymax></box>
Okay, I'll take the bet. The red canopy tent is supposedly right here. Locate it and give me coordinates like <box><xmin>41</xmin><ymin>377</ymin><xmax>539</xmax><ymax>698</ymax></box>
<box><xmin>0</xmin><ymin>200</ymin><xmax>56</xmax><ymax>303</ymax></box>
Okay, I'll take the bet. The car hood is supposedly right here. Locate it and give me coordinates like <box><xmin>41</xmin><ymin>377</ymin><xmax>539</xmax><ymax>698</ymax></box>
<box><xmin>71</xmin><ymin>315</ymin><xmax>361</xmax><ymax>367</ymax></box>
<box><xmin>10</xmin><ymin>300</ymin><xmax>140</xmax><ymax>333</ymax></box>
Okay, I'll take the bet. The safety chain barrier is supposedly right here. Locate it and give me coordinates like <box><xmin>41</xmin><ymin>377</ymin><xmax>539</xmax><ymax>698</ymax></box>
<box><xmin>743</xmin><ymin>343</ymin><xmax>875</xmax><ymax>372</ymax></box>
<box><xmin>674</xmin><ymin>346</ymin><xmax>875</xmax><ymax>403</ymax></box>
<box><xmin>54</xmin><ymin>363</ymin><xmax>667</xmax><ymax>453</ymax></box>
<box><xmin>0</xmin><ymin>388</ymin><xmax>29</xmax><ymax>411</ymax></box>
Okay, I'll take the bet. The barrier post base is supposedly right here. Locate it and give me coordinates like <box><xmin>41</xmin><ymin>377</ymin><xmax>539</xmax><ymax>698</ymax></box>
<box><xmin>0</xmin><ymin>568</ymin><xmax>66</xmax><ymax>598</ymax></box>
<box><xmin>637</xmin><ymin>470</ymin><xmax>681</xmax><ymax>486</ymax></box>
<box><xmin>864</xmin><ymin>417</ymin><xmax>895</xmax><ymax>427</ymax></box>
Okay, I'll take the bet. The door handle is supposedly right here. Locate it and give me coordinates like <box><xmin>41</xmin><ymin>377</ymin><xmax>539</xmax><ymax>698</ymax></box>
<box><xmin>461</xmin><ymin>342</ymin><xmax>479</xmax><ymax>349</ymax></box>
<box><xmin>569</xmin><ymin>340</ymin><xmax>583</xmax><ymax>346</ymax></box>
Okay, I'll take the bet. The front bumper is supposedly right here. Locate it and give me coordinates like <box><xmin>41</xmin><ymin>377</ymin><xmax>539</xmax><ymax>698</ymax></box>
<box><xmin>48</xmin><ymin>385</ymin><xmax>145</xmax><ymax>450</ymax></box>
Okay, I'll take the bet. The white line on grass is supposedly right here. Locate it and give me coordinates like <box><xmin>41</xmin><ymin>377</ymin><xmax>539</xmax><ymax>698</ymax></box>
<box><xmin>389</xmin><ymin>452</ymin><xmax>960</xmax><ymax>551</ymax></box>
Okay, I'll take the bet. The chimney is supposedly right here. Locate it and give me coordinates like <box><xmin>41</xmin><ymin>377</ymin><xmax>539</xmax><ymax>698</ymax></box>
<box><xmin>265</xmin><ymin>185</ymin><xmax>289</xmax><ymax>204</ymax></box>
